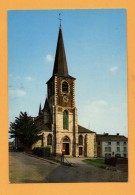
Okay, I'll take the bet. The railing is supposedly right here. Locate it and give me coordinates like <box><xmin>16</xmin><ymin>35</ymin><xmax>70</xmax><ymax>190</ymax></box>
<box><xmin>50</xmin><ymin>153</ymin><xmax>72</xmax><ymax>166</ymax></box>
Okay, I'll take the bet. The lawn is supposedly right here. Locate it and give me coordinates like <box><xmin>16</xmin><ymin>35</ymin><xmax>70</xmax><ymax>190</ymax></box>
<box><xmin>83</xmin><ymin>158</ymin><xmax>106</xmax><ymax>169</ymax></box>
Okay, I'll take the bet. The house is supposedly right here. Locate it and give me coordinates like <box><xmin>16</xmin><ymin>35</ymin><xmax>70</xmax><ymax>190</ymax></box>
<box><xmin>96</xmin><ymin>133</ymin><xmax>128</xmax><ymax>158</ymax></box>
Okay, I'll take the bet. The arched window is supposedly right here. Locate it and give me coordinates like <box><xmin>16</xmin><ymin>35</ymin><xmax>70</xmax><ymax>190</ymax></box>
<box><xmin>63</xmin><ymin>110</ymin><xmax>68</xmax><ymax>130</ymax></box>
<box><xmin>79</xmin><ymin>135</ymin><xmax>83</xmax><ymax>145</ymax></box>
<box><xmin>41</xmin><ymin>133</ymin><xmax>45</xmax><ymax>147</ymax></box>
<box><xmin>47</xmin><ymin>134</ymin><xmax>52</xmax><ymax>145</ymax></box>
<box><xmin>62</xmin><ymin>81</ymin><xmax>68</xmax><ymax>93</ymax></box>
<box><xmin>63</xmin><ymin>136</ymin><xmax>70</xmax><ymax>142</ymax></box>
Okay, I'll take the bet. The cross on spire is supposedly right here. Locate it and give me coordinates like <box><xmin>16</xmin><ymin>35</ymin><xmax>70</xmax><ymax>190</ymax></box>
<box><xmin>58</xmin><ymin>13</ymin><xmax>62</xmax><ymax>28</ymax></box>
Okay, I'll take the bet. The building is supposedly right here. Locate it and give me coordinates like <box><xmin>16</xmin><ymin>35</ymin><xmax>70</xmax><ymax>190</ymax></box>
<box><xmin>96</xmin><ymin>133</ymin><xmax>128</xmax><ymax>158</ymax></box>
<box><xmin>33</xmin><ymin>24</ymin><xmax>96</xmax><ymax>157</ymax></box>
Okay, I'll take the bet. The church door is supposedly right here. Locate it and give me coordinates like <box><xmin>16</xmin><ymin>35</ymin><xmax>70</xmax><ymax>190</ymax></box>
<box><xmin>79</xmin><ymin>147</ymin><xmax>83</xmax><ymax>156</ymax></box>
<box><xmin>63</xmin><ymin>143</ymin><xmax>69</xmax><ymax>155</ymax></box>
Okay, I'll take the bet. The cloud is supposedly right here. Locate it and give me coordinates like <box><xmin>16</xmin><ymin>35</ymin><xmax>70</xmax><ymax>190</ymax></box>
<box><xmin>25</xmin><ymin>76</ymin><xmax>33</xmax><ymax>81</ymax></box>
<box><xmin>78</xmin><ymin>98</ymin><xmax>127</xmax><ymax>136</ymax></box>
<box><xmin>87</xmin><ymin>100</ymin><xmax>108</xmax><ymax>113</ymax></box>
<box><xmin>46</xmin><ymin>54</ymin><xmax>54</xmax><ymax>62</ymax></box>
<box><xmin>110</xmin><ymin>66</ymin><xmax>118</xmax><ymax>73</ymax></box>
<box><xmin>9</xmin><ymin>88</ymin><xmax>26</xmax><ymax>98</ymax></box>
<box><xmin>79</xmin><ymin>100</ymin><xmax>108</xmax><ymax>121</ymax></box>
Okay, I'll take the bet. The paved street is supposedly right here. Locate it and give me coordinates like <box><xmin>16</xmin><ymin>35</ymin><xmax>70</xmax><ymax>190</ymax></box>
<box><xmin>9</xmin><ymin>152</ymin><xmax>128</xmax><ymax>183</ymax></box>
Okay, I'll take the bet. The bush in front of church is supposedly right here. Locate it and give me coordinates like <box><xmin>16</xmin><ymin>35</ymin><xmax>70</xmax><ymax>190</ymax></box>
<box><xmin>32</xmin><ymin>147</ymin><xmax>51</xmax><ymax>158</ymax></box>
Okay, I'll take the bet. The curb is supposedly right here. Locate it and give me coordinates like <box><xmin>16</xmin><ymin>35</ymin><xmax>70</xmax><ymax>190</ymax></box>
<box><xmin>24</xmin><ymin>152</ymin><xmax>59</xmax><ymax>165</ymax></box>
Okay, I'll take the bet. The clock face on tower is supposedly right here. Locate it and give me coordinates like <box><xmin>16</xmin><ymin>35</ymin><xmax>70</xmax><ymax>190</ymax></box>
<box><xmin>63</xmin><ymin>96</ymin><xmax>68</xmax><ymax>103</ymax></box>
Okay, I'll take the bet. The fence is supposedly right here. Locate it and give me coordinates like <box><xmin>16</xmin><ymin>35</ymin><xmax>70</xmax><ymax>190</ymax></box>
<box><xmin>50</xmin><ymin>153</ymin><xmax>72</xmax><ymax>166</ymax></box>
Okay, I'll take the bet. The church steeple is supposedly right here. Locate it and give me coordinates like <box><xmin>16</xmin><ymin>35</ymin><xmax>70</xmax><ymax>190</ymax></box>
<box><xmin>38</xmin><ymin>103</ymin><xmax>42</xmax><ymax>115</ymax></box>
<box><xmin>52</xmin><ymin>26</ymin><xmax>69</xmax><ymax>77</ymax></box>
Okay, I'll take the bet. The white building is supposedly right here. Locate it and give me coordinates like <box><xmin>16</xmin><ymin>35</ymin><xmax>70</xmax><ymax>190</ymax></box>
<box><xmin>96</xmin><ymin>133</ymin><xmax>128</xmax><ymax>158</ymax></box>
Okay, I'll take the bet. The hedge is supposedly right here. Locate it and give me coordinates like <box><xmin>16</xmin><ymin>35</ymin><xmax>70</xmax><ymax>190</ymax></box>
<box><xmin>32</xmin><ymin>147</ymin><xmax>51</xmax><ymax>158</ymax></box>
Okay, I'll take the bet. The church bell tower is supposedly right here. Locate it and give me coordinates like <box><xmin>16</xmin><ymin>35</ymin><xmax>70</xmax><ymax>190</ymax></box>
<box><xmin>46</xmin><ymin>24</ymin><xmax>78</xmax><ymax>156</ymax></box>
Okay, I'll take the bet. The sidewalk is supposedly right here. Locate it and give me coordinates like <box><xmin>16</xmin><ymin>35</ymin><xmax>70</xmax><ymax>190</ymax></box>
<box><xmin>66</xmin><ymin>157</ymin><xmax>89</xmax><ymax>166</ymax></box>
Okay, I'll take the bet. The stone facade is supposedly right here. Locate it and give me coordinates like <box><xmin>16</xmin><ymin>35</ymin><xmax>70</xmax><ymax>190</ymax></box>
<box><xmin>33</xmin><ymin>25</ymin><xmax>96</xmax><ymax>157</ymax></box>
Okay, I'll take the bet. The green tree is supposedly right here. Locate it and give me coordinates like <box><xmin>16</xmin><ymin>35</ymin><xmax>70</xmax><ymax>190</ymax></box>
<box><xmin>9</xmin><ymin>112</ymin><xmax>41</xmax><ymax>150</ymax></box>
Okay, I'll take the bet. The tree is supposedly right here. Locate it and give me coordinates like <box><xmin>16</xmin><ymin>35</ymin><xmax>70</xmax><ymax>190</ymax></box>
<box><xmin>9</xmin><ymin>112</ymin><xmax>41</xmax><ymax>150</ymax></box>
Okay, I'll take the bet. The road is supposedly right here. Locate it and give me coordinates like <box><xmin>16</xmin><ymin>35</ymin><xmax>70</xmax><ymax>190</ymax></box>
<box><xmin>9</xmin><ymin>152</ymin><xmax>128</xmax><ymax>183</ymax></box>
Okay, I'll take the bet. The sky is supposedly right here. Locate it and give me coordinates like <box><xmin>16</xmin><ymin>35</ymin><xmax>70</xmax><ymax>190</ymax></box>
<box><xmin>8</xmin><ymin>9</ymin><xmax>127</xmax><ymax>136</ymax></box>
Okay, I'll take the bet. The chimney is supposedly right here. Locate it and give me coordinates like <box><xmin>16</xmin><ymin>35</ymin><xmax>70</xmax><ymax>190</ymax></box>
<box><xmin>104</xmin><ymin>132</ymin><xmax>109</xmax><ymax>136</ymax></box>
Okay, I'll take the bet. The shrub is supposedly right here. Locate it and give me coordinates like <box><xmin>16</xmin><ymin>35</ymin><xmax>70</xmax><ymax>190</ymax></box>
<box><xmin>42</xmin><ymin>147</ymin><xmax>50</xmax><ymax>157</ymax></box>
<box><xmin>32</xmin><ymin>147</ymin><xmax>51</xmax><ymax>158</ymax></box>
<box><xmin>32</xmin><ymin>147</ymin><xmax>39</xmax><ymax>155</ymax></box>
<box><xmin>105</xmin><ymin>157</ymin><xmax>117</xmax><ymax>166</ymax></box>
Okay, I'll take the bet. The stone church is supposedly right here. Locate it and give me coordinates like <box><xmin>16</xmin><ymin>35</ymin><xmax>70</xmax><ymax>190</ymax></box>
<box><xmin>33</xmin><ymin>24</ymin><xmax>96</xmax><ymax>157</ymax></box>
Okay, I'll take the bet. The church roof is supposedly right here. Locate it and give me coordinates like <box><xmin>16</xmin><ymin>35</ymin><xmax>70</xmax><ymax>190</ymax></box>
<box><xmin>43</xmin><ymin>98</ymin><xmax>50</xmax><ymax>112</ymax></box>
<box><xmin>36</xmin><ymin>123</ymin><xmax>52</xmax><ymax>132</ymax></box>
<box><xmin>78</xmin><ymin>125</ymin><xmax>95</xmax><ymax>133</ymax></box>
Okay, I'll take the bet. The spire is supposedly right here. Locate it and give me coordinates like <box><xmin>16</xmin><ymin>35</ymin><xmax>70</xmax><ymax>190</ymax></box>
<box><xmin>38</xmin><ymin>103</ymin><xmax>42</xmax><ymax>115</ymax></box>
<box><xmin>43</xmin><ymin>98</ymin><xmax>49</xmax><ymax>112</ymax></box>
<box><xmin>52</xmin><ymin>26</ymin><xmax>69</xmax><ymax>76</ymax></box>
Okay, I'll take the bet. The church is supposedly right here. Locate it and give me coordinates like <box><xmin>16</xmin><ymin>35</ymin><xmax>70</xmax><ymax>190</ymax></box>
<box><xmin>33</xmin><ymin>23</ymin><xmax>96</xmax><ymax>157</ymax></box>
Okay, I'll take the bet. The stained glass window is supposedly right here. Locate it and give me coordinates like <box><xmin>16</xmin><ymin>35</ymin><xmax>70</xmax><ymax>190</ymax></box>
<box><xmin>47</xmin><ymin>134</ymin><xmax>52</xmax><ymax>145</ymax></box>
<box><xmin>79</xmin><ymin>135</ymin><xmax>83</xmax><ymax>145</ymax></box>
<box><xmin>63</xmin><ymin>110</ymin><xmax>68</xmax><ymax>130</ymax></box>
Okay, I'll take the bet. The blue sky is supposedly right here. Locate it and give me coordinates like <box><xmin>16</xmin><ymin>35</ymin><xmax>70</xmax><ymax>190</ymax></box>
<box><xmin>8</xmin><ymin>9</ymin><xmax>127</xmax><ymax>136</ymax></box>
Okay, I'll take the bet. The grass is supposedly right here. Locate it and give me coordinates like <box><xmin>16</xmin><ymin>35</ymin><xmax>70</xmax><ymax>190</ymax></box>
<box><xmin>83</xmin><ymin>158</ymin><xmax>106</xmax><ymax>169</ymax></box>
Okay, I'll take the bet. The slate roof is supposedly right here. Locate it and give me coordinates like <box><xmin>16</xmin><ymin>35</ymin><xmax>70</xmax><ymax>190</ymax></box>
<box><xmin>36</xmin><ymin>123</ymin><xmax>95</xmax><ymax>134</ymax></box>
<box><xmin>96</xmin><ymin>134</ymin><xmax>127</xmax><ymax>142</ymax></box>
<box><xmin>53</xmin><ymin>26</ymin><xmax>68</xmax><ymax>77</ymax></box>
<box><xmin>38</xmin><ymin>103</ymin><xmax>42</xmax><ymax>115</ymax></box>
<box><xmin>36</xmin><ymin>123</ymin><xmax>52</xmax><ymax>132</ymax></box>
<box><xmin>78</xmin><ymin>125</ymin><xmax>95</xmax><ymax>133</ymax></box>
<box><xmin>47</xmin><ymin>25</ymin><xmax>75</xmax><ymax>80</ymax></box>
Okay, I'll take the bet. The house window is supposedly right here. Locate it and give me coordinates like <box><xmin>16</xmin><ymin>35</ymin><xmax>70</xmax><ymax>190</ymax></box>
<box><xmin>98</xmin><ymin>142</ymin><xmax>100</xmax><ymax>145</ymax></box>
<box><xmin>47</xmin><ymin>134</ymin><xmax>52</xmax><ymax>145</ymax></box>
<box><xmin>117</xmin><ymin>142</ymin><xmax>120</xmax><ymax>145</ymax></box>
<box><xmin>62</xmin><ymin>81</ymin><xmax>68</xmax><ymax>93</ymax></box>
<box><xmin>123</xmin><ymin>147</ymin><xmax>127</xmax><ymax>152</ymax></box>
<box><xmin>105</xmin><ymin>153</ymin><xmax>111</xmax><ymax>157</ymax></box>
<box><xmin>108</xmin><ymin>142</ymin><xmax>111</xmax><ymax>145</ymax></box>
<box><xmin>116</xmin><ymin>153</ymin><xmax>121</xmax><ymax>157</ymax></box>
<box><xmin>78</xmin><ymin>135</ymin><xmax>83</xmax><ymax>145</ymax></box>
<box><xmin>105</xmin><ymin>147</ymin><xmax>111</xmax><ymax>152</ymax></box>
<box><xmin>117</xmin><ymin>147</ymin><xmax>120</xmax><ymax>152</ymax></box>
<box><xmin>63</xmin><ymin>110</ymin><xmax>68</xmax><ymax>130</ymax></box>
<box><xmin>123</xmin><ymin>142</ymin><xmax>127</xmax><ymax>145</ymax></box>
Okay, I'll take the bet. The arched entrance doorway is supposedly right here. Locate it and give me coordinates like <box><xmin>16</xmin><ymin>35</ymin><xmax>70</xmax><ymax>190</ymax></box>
<box><xmin>62</xmin><ymin>136</ymin><xmax>70</xmax><ymax>155</ymax></box>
